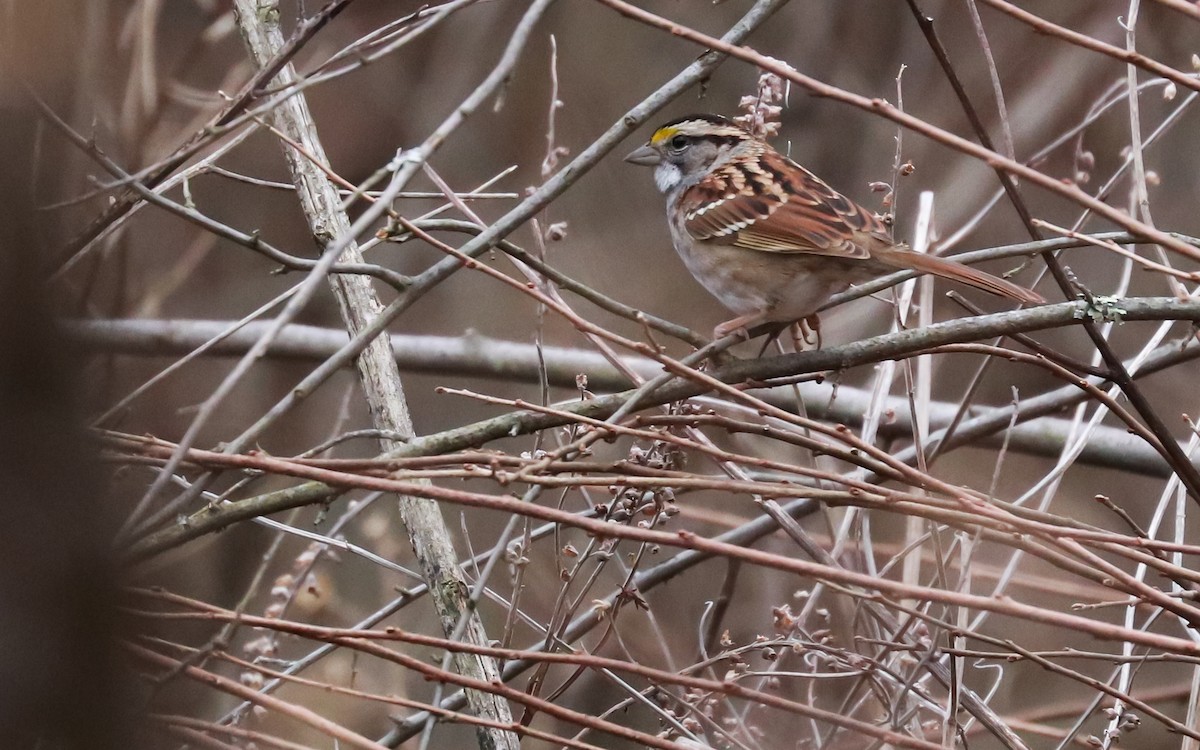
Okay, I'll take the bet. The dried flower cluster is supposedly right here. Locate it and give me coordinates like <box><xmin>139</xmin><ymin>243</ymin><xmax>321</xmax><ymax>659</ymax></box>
<box><xmin>733</xmin><ymin>59</ymin><xmax>793</xmax><ymax>140</ymax></box>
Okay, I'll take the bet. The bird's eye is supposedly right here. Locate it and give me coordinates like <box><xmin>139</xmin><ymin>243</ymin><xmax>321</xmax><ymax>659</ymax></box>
<box><xmin>669</xmin><ymin>135</ymin><xmax>689</xmax><ymax>151</ymax></box>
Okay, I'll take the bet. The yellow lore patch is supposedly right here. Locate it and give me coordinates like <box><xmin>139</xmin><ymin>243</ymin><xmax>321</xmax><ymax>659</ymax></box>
<box><xmin>649</xmin><ymin>127</ymin><xmax>680</xmax><ymax>145</ymax></box>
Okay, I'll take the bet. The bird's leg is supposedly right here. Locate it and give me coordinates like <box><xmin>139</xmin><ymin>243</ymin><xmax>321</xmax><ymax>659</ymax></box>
<box><xmin>789</xmin><ymin>315</ymin><xmax>822</xmax><ymax>350</ymax></box>
<box><xmin>713</xmin><ymin>311</ymin><xmax>768</xmax><ymax>340</ymax></box>
<box><xmin>801</xmin><ymin>314</ymin><xmax>822</xmax><ymax>349</ymax></box>
<box><xmin>789</xmin><ymin>322</ymin><xmax>807</xmax><ymax>353</ymax></box>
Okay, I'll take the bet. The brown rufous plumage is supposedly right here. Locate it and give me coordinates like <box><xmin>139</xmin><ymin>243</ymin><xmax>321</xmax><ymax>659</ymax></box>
<box><xmin>626</xmin><ymin>114</ymin><xmax>1043</xmax><ymax>338</ymax></box>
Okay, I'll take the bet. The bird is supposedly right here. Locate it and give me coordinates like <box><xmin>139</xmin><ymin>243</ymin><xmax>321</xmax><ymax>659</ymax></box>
<box><xmin>624</xmin><ymin>114</ymin><xmax>1044</xmax><ymax>340</ymax></box>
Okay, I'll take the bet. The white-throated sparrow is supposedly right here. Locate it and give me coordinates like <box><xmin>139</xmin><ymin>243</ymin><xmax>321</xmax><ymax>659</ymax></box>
<box><xmin>625</xmin><ymin>114</ymin><xmax>1044</xmax><ymax>339</ymax></box>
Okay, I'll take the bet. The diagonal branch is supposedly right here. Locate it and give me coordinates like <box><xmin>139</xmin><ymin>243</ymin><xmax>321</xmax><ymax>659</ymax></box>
<box><xmin>229</xmin><ymin>2</ymin><xmax>539</xmax><ymax>747</ymax></box>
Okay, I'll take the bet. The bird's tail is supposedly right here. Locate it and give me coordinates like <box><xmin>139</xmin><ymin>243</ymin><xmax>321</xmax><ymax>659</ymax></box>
<box><xmin>877</xmin><ymin>246</ymin><xmax>1044</xmax><ymax>305</ymax></box>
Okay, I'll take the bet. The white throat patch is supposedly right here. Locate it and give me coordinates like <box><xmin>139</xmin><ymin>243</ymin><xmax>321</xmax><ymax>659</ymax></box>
<box><xmin>654</xmin><ymin>162</ymin><xmax>682</xmax><ymax>193</ymax></box>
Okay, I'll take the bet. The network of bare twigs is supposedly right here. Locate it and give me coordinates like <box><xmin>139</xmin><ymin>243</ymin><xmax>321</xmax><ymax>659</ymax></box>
<box><xmin>13</xmin><ymin>1</ymin><xmax>1200</xmax><ymax>749</ymax></box>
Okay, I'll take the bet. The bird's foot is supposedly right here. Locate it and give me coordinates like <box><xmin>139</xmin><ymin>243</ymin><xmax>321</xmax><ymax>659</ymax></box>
<box><xmin>713</xmin><ymin>312</ymin><xmax>766</xmax><ymax>341</ymax></box>
<box><xmin>791</xmin><ymin>315</ymin><xmax>822</xmax><ymax>351</ymax></box>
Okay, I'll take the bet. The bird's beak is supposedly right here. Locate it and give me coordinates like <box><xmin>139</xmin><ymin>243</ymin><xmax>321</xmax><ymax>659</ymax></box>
<box><xmin>624</xmin><ymin>144</ymin><xmax>660</xmax><ymax>167</ymax></box>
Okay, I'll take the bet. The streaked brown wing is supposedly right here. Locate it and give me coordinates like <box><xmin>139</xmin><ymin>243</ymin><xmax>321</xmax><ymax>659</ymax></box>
<box><xmin>681</xmin><ymin>146</ymin><xmax>888</xmax><ymax>259</ymax></box>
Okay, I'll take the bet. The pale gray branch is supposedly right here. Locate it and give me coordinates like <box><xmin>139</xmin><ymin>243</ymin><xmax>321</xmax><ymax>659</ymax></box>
<box><xmin>125</xmin><ymin>296</ymin><xmax>1200</xmax><ymax>562</ymax></box>
<box><xmin>231</xmin><ymin>1</ymin><xmax>536</xmax><ymax>746</ymax></box>
<box><xmin>71</xmin><ymin>317</ymin><xmax>1197</xmax><ymax>479</ymax></box>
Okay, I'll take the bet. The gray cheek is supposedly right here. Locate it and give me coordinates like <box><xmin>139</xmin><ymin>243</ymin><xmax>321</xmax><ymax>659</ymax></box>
<box><xmin>654</xmin><ymin>163</ymin><xmax>682</xmax><ymax>193</ymax></box>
